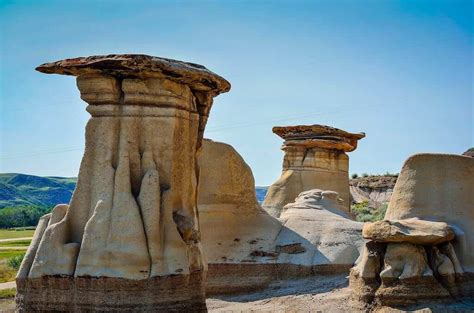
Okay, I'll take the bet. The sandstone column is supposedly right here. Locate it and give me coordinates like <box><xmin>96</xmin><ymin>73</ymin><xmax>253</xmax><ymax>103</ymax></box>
<box><xmin>16</xmin><ymin>54</ymin><xmax>230</xmax><ymax>312</ymax></box>
<box><xmin>262</xmin><ymin>124</ymin><xmax>364</xmax><ymax>217</ymax></box>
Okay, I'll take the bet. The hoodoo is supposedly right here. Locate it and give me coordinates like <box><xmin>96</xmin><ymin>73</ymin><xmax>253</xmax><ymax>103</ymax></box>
<box><xmin>262</xmin><ymin>124</ymin><xmax>365</xmax><ymax>217</ymax></box>
<box><xmin>350</xmin><ymin>153</ymin><xmax>474</xmax><ymax>305</ymax></box>
<box><xmin>16</xmin><ymin>54</ymin><xmax>230</xmax><ymax>312</ymax></box>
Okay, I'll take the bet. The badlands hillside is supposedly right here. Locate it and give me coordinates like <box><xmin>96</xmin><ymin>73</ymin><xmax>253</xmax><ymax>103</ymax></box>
<box><xmin>349</xmin><ymin>174</ymin><xmax>397</xmax><ymax>208</ymax></box>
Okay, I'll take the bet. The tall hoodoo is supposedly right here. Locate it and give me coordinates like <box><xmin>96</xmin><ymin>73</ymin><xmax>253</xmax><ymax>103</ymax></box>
<box><xmin>16</xmin><ymin>54</ymin><xmax>230</xmax><ymax>312</ymax></box>
<box><xmin>262</xmin><ymin>124</ymin><xmax>365</xmax><ymax>217</ymax></box>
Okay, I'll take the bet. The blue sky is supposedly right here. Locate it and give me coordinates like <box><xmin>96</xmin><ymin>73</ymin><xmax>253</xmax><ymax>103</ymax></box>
<box><xmin>0</xmin><ymin>0</ymin><xmax>472</xmax><ymax>185</ymax></box>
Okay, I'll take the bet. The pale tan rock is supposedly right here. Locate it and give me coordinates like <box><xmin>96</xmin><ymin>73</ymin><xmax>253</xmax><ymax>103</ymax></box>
<box><xmin>385</xmin><ymin>153</ymin><xmax>474</xmax><ymax>272</ymax></box>
<box><xmin>379</xmin><ymin>243</ymin><xmax>432</xmax><ymax>281</ymax></box>
<box><xmin>16</xmin><ymin>213</ymin><xmax>51</xmax><ymax>279</ymax></box>
<box><xmin>17</xmin><ymin>54</ymin><xmax>230</xmax><ymax>312</ymax></box>
<box><xmin>198</xmin><ymin>139</ymin><xmax>259</xmax><ymax>210</ymax></box>
<box><xmin>429</xmin><ymin>246</ymin><xmax>455</xmax><ymax>277</ymax></box>
<box><xmin>439</xmin><ymin>242</ymin><xmax>463</xmax><ymax>275</ymax></box>
<box><xmin>75</xmin><ymin>151</ymin><xmax>150</xmax><ymax>279</ymax></box>
<box><xmin>362</xmin><ymin>218</ymin><xmax>455</xmax><ymax>245</ymax></box>
<box><xmin>263</xmin><ymin>124</ymin><xmax>364</xmax><ymax>217</ymax></box>
<box><xmin>29</xmin><ymin>204</ymin><xmax>80</xmax><ymax>278</ymax></box>
<box><xmin>198</xmin><ymin>139</ymin><xmax>283</xmax><ymax>292</ymax></box>
<box><xmin>278</xmin><ymin>189</ymin><xmax>364</xmax><ymax>267</ymax></box>
<box><xmin>352</xmin><ymin>241</ymin><xmax>383</xmax><ymax>279</ymax></box>
<box><xmin>137</xmin><ymin>151</ymin><xmax>162</xmax><ymax>276</ymax></box>
<box><xmin>197</xmin><ymin>142</ymin><xmax>364</xmax><ymax>293</ymax></box>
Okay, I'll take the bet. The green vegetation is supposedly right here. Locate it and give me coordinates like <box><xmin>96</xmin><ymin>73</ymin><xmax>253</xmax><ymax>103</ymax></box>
<box><xmin>362</xmin><ymin>173</ymin><xmax>369</xmax><ymax>178</ymax></box>
<box><xmin>351</xmin><ymin>173</ymin><xmax>358</xmax><ymax>179</ymax></box>
<box><xmin>351</xmin><ymin>200</ymin><xmax>387</xmax><ymax>222</ymax></box>
<box><xmin>0</xmin><ymin>288</ymin><xmax>16</xmax><ymax>299</ymax></box>
<box><xmin>0</xmin><ymin>173</ymin><xmax>76</xmax><ymax>209</ymax></box>
<box><xmin>0</xmin><ymin>229</ymin><xmax>35</xmax><ymax>240</ymax></box>
<box><xmin>0</xmin><ymin>240</ymin><xmax>31</xmax><ymax>247</ymax></box>
<box><xmin>0</xmin><ymin>206</ymin><xmax>51</xmax><ymax>228</ymax></box>
<box><xmin>0</xmin><ymin>251</ymin><xmax>25</xmax><ymax>283</ymax></box>
<box><xmin>0</xmin><ymin>173</ymin><xmax>75</xmax><ymax>228</ymax></box>
<box><xmin>0</xmin><ymin>251</ymin><xmax>25</xmax><ymax>260</ymax></box>
<box><xmin>7</xmin><ymin>253</ymin><xmax>25</xmax><ymax>270</ymax></box>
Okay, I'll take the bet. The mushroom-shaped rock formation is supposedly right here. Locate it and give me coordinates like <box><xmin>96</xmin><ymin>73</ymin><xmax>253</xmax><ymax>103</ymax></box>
<box><xmin>16</xmin><ymin>54</ymin><xmax>230</xmax><ymax>312</ymax></box>
<box><xmin>350</xmin><ymin>153</ymin><xmax>474</xmax><ymax>306</ymax></box>
<box><xmin>197</xmin><ymin>140</ymin><xmax>364</xmax><ymax>294</ymax></box>
<box><xmin>263</xmin><ymin>124</ymin><xmax>365</xmax><ymax>217</ymax></box>
<box><xmin>385</xmin><ymin>153</ymin><xmax>474</xmax><ymax>273</ymax></box>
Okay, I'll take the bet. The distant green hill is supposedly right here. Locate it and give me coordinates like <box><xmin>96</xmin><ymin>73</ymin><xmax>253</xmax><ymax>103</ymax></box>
<box><xmin>0</xmin><ymin>173</ymin><xmax>269</xmax><ymax>209</ymax></box>
<box><xmin>0</xmin><ymin>174</ymin><xmax>77</xmax><ymax>209</ymax></box>
<box><xmin>0</xmin><ymin>173</ymin><xmax>268</xmax><ymax>228</ymax></box>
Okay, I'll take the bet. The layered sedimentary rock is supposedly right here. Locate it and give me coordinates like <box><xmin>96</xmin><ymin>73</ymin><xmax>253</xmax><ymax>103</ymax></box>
<box><xmin>262</xmin><ymin>124</ymin><xmax>365</xmax><ymax>217</ymax></box>
<box><xmin>362</xmin><ymin>218</ymin><xmax>455</xmax><ymax>245</ymax></box>
<box><xmin>385</xmin><ymin>153</ymin><xmax>474</xmax><ymax>272</ymax></box>
<box><xmin>349</xmin><ymin>175</ymin><xmax>397</xmax><ymax>209</ymax></box>
<box><xmin>350</xmin><ymin>153</ymin><xmax>474</xmax><ymax>306</ymax></box>
<box><xmin>197</xmin><ymin>142</ymin><xmax>364</xmax><ymax>294</ymax></box>
<box><xmin>16</xmin><ymin>54</ymin><xmax>230</xmax><ymax>312</ymax></box>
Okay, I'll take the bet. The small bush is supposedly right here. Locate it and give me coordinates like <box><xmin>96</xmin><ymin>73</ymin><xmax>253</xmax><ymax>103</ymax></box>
<box><xmin>7</xmin><ymin>253</ymin><xmax>25</xmax><ymax>270</ymax></box>
<box><xmin>0</xmin><ymin>287</ymin><xmax>16</xmax><ymax>299</ymax></box>
<box><xmin>362</xmin><ymin>173</ymin><xmax>369</xmax><ymax>178</ymax></box>
<box><xmin>351</xmin><ymin>201</ymin><xmax>387</xmax><ymax>222</ymax></box>
<box><xmin>351</xmin><ymin>173</ymin><xmax>358</xmax><ymax>179</ymax></box>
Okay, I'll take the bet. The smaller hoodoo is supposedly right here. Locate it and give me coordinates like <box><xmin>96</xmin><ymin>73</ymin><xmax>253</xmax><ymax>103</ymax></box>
<box><xmin>263</xmin><ymin>124</ymin><xmax>365</xmax><ymax>217</ymax></box>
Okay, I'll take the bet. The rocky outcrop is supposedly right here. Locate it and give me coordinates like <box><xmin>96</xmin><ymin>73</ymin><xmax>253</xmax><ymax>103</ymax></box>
<box><xmin>16</xmin><ymin>54</ymin><xmax>230</xmax><ymax>312</ymax></box>
<box><xmin>385</xmin><ymin>153</ymin><xmax>474</xmax><ymax>273</ymax></box>
<box><xmin>349</xmin><ymin>175</ymin><xmax>397</xmax><ymax>208</ymax></box>
<box><xmin>198</xmin><ymin>139</ymin><xmax>259</xmax><ymax>211</ymax></box>
<box><xmin>462</xmin><ymin>147</ymin><xmax>474</xmax><ymax>157</ymax></box>
<box><xmin>278</xmin><ymin>189</ymin><xmax>364</xmax><ymax>270</ymax></box>
<box><xmin>350</xmin><ymin>153</ymin><xmax>474</xmax><ymax>307</ymax></box>
<box><xmin>197</xmin><ymin>140</ymin><xmax>364</xmax><ymax>294</ymax></box>
<box><xmin>263</xmin><ymin>124</ymin><xmax>365</xmax><ymax>217</ymax></box>
<box><xmin>362</xmin><ymin>218</ymin><xmax>455</xmax><ymax>245</ymax></box>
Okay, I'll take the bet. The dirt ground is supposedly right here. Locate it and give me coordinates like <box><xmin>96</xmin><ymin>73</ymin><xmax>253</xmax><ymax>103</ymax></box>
<box><xmin>207</xmin><ymin>275</ymin><xmax>474</xmax><ymax>313</ymax></box>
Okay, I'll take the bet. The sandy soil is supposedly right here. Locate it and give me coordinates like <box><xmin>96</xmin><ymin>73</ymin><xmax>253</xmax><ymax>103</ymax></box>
<box><xmin>207</xmin><ymin>275</ymin><xmax>356</xmax><ymax>312</ymax></box>
<box><xmin>207</xmin><ymin>275</ymin><xmax>474</xmax><ymax>313</ymax></box>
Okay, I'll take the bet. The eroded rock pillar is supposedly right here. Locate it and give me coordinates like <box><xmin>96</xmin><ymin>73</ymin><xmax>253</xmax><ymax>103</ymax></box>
<box><xmin>16</xmin><ymin>54</ymin><xmax>230</xmax><ymax>312</ymax></box>
<box><xmin>262</xmin><ymin>124</ymin><xmax>365</xmax><ymax>217</ymax></box>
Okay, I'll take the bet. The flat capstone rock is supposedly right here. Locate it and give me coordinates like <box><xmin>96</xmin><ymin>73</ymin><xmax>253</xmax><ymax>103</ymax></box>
<box><xmin>36</xmin><ymin>54</ymin><xmax>231</xmax><ymax>94</ymax></box>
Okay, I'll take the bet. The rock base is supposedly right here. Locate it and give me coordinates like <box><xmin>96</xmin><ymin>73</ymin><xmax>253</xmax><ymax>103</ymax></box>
<box><xmin>207</xmin><ymin>263</ymin><xmax>351</xmax><ymax>295</ymax></box>
<box><xmin>16</xmin><ymin>273</ymin><xmax>207</xmax><ymax>312</ymax></box>
<box><xmin>375</xmin><ymin>276</ymin><xmax>451</xmax><ymax>306</ymax></box>
<box><xmin>350</xmin><ymin>271</ymin><xmax>474</xmax><ymax>307</ymax></box>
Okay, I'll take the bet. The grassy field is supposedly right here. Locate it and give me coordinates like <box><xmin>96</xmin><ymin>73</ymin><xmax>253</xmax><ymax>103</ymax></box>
<box><xmin>0</xmin><ymin>288</ymin><xmax>16</xmax><ymax>299</ymax></box>
<box><xmin>0</xmin><ymin>250</ymin><xmax>25</xmax><ymax>282</ymax></box>
<box><xmin>0</xmin><ymin>240</ymin><xmax>31</xmax><ymax>247</ymax></box>
<box><xmin>0</xmin><ymin>230</ymin><xmax>30</xmax><ymax>285</ymax></box>
<box><xmin>0</xmin><ymin>229</ymin><xmax>34</xmax><ymax>240</ymax></box>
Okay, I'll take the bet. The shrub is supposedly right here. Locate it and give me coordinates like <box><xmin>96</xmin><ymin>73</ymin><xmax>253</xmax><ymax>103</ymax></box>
<box><xmin>362</xmin><ymin>173</ymin><xmax>369</xmax><ymax>178</ymax></box>
<box><xmin>351</xmin><ymin>173</ymin><xmax>358</xmax><ymax>179</ymax></box>
<box><xmin>351</xmin><ymin>201</ymin><xmax>387</xmax><ymax>222</ymax></box>
<box><xmin>0</xmin><ymin>287</ymin><xmax>16</xmax><ymax>299</ymax></box>
<box><xmin>7</xmin><ymin>253</ymin><xmax>25</xmax><ymax>270</ymax></box>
